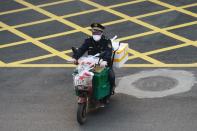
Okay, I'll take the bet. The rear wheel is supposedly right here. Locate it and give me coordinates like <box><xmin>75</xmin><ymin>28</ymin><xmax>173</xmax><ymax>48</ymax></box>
<box><xmin>77</xmin><ymin>103</ymin><xmax>87</xmax><ymax>125</ymax></box>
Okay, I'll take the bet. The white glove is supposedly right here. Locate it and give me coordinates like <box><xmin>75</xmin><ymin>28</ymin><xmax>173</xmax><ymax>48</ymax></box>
<box><xmin>67</xmin><ymin>58</ymin><xmax>77</xmax><ymax>64</ymax></box>
<box><xmin>100</xmin><ymin>61</ymin><xmax>107</xmax><ymax>67</ymax></box>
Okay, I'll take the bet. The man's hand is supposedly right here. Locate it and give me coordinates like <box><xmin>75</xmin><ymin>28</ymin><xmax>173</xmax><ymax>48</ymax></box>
<box><xmin>100</xmin><ymin>61</ymin><xmax>107</xmax><ymax>67</ymax></box>
<box><xmin>68</xmin><ymin>58</ymin><xmax>78</xmax><ymax>64</ymax></box>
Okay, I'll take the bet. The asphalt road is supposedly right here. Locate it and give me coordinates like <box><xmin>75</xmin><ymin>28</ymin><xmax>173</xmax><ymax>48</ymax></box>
<box><xmin>0</xmin><ymin>68</ymin><xmax>197</xmax><ymax>131</ymax></box>
<box><xmin>0</xmin><ymin>0</ymin><xmax>197</xmax><ymax>131</ymax></box>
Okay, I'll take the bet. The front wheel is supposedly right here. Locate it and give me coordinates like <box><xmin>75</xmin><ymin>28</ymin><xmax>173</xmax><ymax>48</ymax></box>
<box><xmin>77</xmin><ymin>103</ymin><xmax>87</xmax><ymax>125</ymax></box>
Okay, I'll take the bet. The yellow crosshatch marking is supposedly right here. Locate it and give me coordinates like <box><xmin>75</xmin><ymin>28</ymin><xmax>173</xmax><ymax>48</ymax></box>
<box><xmin>0</xmin><ymin>2</ymin><xmax>196</xmax><ymax>32</ymax></box>
<box><xmin>0</xmin><ymin>0</ymin><xmax>196</xmax><ymax>67</ymax></box>
<box><xmin>128</xmin><ymin>41</ymin><xmax>197</xmax><ymax>60</ymax></box>
<box><xmin>14</xmin><ymin>0</ymin><xmax>162</xmax><ymax>65</ymax></box>
<box><xmin>0</xmin><ymin>22</ymin><xmax>72</xmax><ymax>61</ymax></box>
<box><xmin>149</xmin><ymin>0</ymin><xmax>197</xmax><ymax>18</ymax></box>
<box><xmin>14</xmin><ymin>0</ymin><xmax>92</xmax><ymax>36</ymax></box>
<box><xmin>1</xmin><ymin>8</ymin><xmax>196</xmax><ymax>48</ymax></box>
<box><xmin>0</xmin><ymin>0</ymin><xmax>75</xmax><ymax>16</ymax></box>
<box><xmin>80</xmin><ymin>0</ymin><xmax>197</xmax><ymax>46</ymax></box>
<box><xmin>10</xmin><ymin>50</ymin><xmax>72</xmax><ymax>64</ymax></box>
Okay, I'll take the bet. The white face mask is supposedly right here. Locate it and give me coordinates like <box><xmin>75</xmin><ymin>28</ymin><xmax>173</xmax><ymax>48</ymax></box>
<box><xmin>93</xmin><ymin>35</ymin><xmax>102</xmax><ymax>41</ymax></box>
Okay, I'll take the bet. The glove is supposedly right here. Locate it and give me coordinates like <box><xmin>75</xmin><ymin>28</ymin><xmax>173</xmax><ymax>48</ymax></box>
<box><xmin>68</xmin><ymin>58</ymin><xmax>77</xmax><ymax>64</ymax></box>
<box><xmin>100</xmin><ymin>61</ymin><xmax>107</xmax><ymax>67</ymax></box>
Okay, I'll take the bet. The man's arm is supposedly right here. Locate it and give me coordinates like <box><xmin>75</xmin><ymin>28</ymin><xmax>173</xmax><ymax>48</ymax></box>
<box><xmin>72</xmin><ymin>39</ymin><xmax>89</xmax><ymax>60</ymax></box>
<box><xmin>102</xmin><ymin>40</ymin><xmax>113</xmax><ymax>66</ymax></box>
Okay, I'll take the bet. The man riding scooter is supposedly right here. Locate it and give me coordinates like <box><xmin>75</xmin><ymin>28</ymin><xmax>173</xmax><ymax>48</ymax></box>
<box><xmin>72</xmin><ymin>23</ymin><xmax>116</xmax><ymax>97</ymax></box>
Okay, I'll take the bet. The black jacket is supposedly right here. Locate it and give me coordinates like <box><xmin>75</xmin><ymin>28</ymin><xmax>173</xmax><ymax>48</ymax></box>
<box><xmin>73</xmin><ymin>35</ymin><xmax>113</xmax><ymax>66</ymax></box>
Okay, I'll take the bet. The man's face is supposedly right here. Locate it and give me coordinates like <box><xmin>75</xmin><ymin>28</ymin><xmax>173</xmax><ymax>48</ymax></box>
<box><xmin>92</xmin><ymin>29</ymin><xmax>103</xmax><ymax>41</ymax></box>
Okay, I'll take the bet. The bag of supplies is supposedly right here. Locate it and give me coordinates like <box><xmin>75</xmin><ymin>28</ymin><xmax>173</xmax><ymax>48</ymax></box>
<box><xmin>111</xmin><ymin>36</ymin><xmax>129</xmax><ymax>68</ymax></box>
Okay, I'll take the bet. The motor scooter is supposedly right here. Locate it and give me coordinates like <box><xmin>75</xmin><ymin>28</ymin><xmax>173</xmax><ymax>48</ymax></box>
<box><xmin>71</xmin><ymin>36</ymin><xmax>120</xmax><ymax>125</ymax></box>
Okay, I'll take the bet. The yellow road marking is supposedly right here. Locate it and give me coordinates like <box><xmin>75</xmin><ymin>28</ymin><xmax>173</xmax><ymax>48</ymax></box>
<box><xmin>0</xmin><ymin>3</ymin><xmax>195</xmax><ymax>48</ymax></box>
<box><xmin>0</xmin><ymin>19</ymin><xmax>104</xmax><ymax>48</ymax></box>
<box><xmin>108</xmin><ymin>0</ymin><xmax>146</xmax><ymax>8</ymax></box>
<box><xmin>3</xmin><ymin>64</ymin><xmax>76</xmax><ymax>68</ymax></box>
<box><xmin>35</xmin><ymin>19</ymin><xmax>126</xmax><ymax>40</ymax></box>
<box><xmin>2</xmin><ymin>21</ymin><xmax>196</xmax><ymax>64</ymax></box>
<box><xmin>15</xmin><ymin>0</ymin><xmax>163</xmax><ymax>64</ymax></box>
<box><xmin>118</xmin><ymin>31</ymin><xmax>156</xmax><ymax>41</ymax></box>
<box><xmin>11</xmin><ymin>41</ymin><xmax>197</xmax><ymax>64</ymax></box>
<box><xmin>0</xmin><ymin>0</ymin><xmax>144</xmax><ymax>16</ymax></box>
<box><xmin>11</xmin><ymin>41</ymin><xmax>195</xmax><ymax>65</ymax></box>
<box><xmin>0</xmin><ymin>9</ymin><xmax>100</xmax><ymax>32</ymax></box>
<box><xmin>149</xmin><ymin>0</ymin><xmax>197</xmax><ymax>18</ymax></box>
<box><xmin>62</xmin><ymin>8</ymin><xmax>100</xmax><ymax>18</ymax></box>
<box><xmin>135</xmin><ymin>9</ymin><xmax>173</xmax><ymax>18</ymax></box>
<box><xmin>1</xmin><ymin>64</ymin><xmax>197</xmax><ymax>68</ymax></box>
<box><xmin>0</xmin><ymin>40</ymin><xmax>28</xmax><ymax>49</ymax></box>
<box><xmin>128</xmin><ymin>41</ymin><xmax>197</xmax><ymax>60</ymax></box>
<box><xmin>0</xmin><ymin>5</ymin><xmax>197</xmax><ymax>48</ymax></box>
<box><xmin>127</xmin><ymin>48</ymin><xmax>164</xmax><ymax>64</ymax></box>
<box><xmin>0</xmin><ymin>0</ymin><xmax>74</xmax><ymax>16</ymax></box>
<box><xmin>80</xmin><ymin>0</ymin><xmax>197</xmax><ymax>48</ymax></box>
<box><xmin>80</xmin><ymin>0</ymin><xmax>197</xmax><ymax>64</ymax></box>
<box><xmin>0</xmin><ymin>19</ymin><xmax>125</xmax><ymax>41</ymax></box>
<box><xmin>15</xmin><ymin>0</ymin><xmax>91</xmax><ymax>35</ymax></box>
<box><xmin>144</xmin><ymin>41</ymin><xmax>197</xmax><ymax>55</ymax></box>
<box><xmin>36</xmin><ymin>30</ymin><xmax>79</xmax><ymax>41</ymax></box>
<box><xmin>119</xmin><ymin>21</ymin><xmax>197</xmax><ymax>42</ymax></box>
<box><xmin>0</xmin><ymin>8</ymin><xmax>29</xmax><ymax>16</ymax></box>
<box><xmin>0</xmin><ymin>22</ymin><xmax>72</xmax><ymax>61</ymax></box>
<box><xmin>0</xmin><ymin>0</ymin><xmax>143</xmax><ymax>31</ymax></box>
<box><xmin>165</xmin><ymin>21</ymin><xmax>197</xmax><ymax>30</ymax></box>
<box><xmin>12</xmin><ymin>54</ymin><xmax>55</xmax><ymax>64</ymax></box>
<box><xmin>0</xmin><ymin>0</ymin><xmax>196</xmax><ymax>67</ymax></box>
<box><xmin>123</xmin><ymin>64</ymin><xmax>197</xmax><ymax>68</ymax></box>
<box><xmin>0</xmin><ymin>61</ymin><xmax>5</xmax><ymax>64</ymax></box>
<box><xmin>99</xmin><ymin>19</ymin><xmax>127</xmax><ymax>26</ymax></box>
<box><xmin>37</xmin><ymin>0</ymin><xmax>74</xmax><ymax>8</ymax></box>
<box><xmin>11</xmin><ymin>50</ymin><xmax>72</xmax><ymax>64</ymax></box>
<box><xmin>5</xmin><ymin>19</ymin><xmax>55</xmax><ymax>30</ymax></box>
<box><xmin>135</xmin><ymin>2</ymin><xmax>197</xmax><ymax>19</ymax></box>
<box><xmin>2</xmin><ymin>8</ymin><xmax>99</xmax><ymax>31</ymax></box>
<box><xmin>1</xmin><ymin>2</ymin><xmax>195</xmax><ymax>32</ymax></box>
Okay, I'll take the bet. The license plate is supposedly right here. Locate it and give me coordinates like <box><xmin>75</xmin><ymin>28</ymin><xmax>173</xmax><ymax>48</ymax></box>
<box><xmin>74</xmin><ymin>79</ymin><xmax>85</xmax><ymax>86</ymax></box>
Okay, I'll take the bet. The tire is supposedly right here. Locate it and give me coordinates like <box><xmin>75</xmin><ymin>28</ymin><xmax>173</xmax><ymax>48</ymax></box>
<box><xmin>77</xmin><ymin>103</ymin><xmax>87</xmax><ymax>125</ymax></box>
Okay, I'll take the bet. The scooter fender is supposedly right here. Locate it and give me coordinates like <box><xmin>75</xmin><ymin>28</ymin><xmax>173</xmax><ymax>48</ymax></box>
<box><xmin>77</xmin><ymin>97</ymin><xmax>87</xmax><ymax>104</ymax></box>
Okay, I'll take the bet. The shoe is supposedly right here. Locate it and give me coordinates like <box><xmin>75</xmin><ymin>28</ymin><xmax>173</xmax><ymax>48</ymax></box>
<box><xmin>96</xmin><ymin>102</ymin><xmax>105</xmax><ymax>108</ymax></box>
<box><xmin>105</xmin><ymin>99</ymin><xmax>110</xmax><ymax>104</ymax></box>
<box><xmin>99</xmin><ymin>103</ymin><xmax>105</xmax><ymax>108</ymax></box>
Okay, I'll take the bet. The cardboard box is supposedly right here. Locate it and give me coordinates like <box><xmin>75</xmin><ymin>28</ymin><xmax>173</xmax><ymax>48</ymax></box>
<box><xmin>112</xmin><ymin>42</ymin><xmax>129</xmax><ymax>68</ymax></box>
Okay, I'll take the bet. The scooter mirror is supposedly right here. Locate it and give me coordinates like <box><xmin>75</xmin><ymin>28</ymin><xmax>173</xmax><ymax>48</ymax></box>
<box><xmin>111</xmin><ymin>35</ymin><xmax>117</xmax><ymax>42</ymax></box>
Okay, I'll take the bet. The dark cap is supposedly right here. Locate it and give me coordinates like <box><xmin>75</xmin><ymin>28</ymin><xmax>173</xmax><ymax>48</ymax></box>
<box><xmin>90</xmin><ymin>23</ymin><xmax>105</xmax><ymax>32</ymax></box>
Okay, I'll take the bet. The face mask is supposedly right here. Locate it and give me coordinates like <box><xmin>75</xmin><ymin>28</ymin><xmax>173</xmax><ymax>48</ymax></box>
<box><xmin>93</xmin><ymin>35</ymin><xmax>102</xmax><ymax>41</ymax></box>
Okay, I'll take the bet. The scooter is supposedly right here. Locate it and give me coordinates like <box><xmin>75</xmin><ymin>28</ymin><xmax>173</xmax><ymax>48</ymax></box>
<box><xmin>72</xmin><ymin>36</ymin><xmax>120</xmax><ymax>125</ymax></box>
